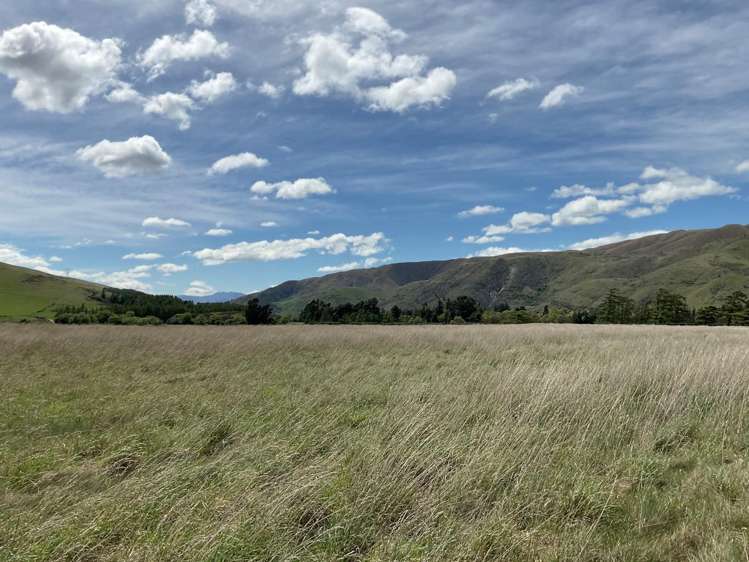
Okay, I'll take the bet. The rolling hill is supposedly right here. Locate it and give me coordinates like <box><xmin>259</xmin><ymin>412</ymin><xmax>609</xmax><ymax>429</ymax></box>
<box><xmin>246</xmin><ymin>224</ymin><xmax>749</xmax><ymax>315</ymax></box>
<box><xmin>0</xmin><ymin>262</ymin><xmax>103</xmax><ymax>321</ymax></box>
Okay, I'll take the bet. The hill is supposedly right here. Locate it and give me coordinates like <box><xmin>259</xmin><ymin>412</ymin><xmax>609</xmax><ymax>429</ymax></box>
<box><xmin>246</xmin><ymin>224</ymin><xmax>749</xmax><ymax>315</ymax></box>
<box><xmin>0</xmin><ymin>262</ymin><xmax>104</xmax><ymax>321</ymax></box>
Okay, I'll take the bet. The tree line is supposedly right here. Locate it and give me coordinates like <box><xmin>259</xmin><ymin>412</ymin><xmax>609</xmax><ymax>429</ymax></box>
<box><xmin>54</xmin><ymin>287</ymin><xmax>749</xmax><ymax>327</ymax></box>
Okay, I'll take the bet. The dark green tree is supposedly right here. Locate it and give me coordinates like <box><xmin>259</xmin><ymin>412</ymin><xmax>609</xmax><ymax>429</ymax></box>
<box><xmin>245</xmin><ymin>299</ymin><xmax>274</xmax><ymax>325</ymax></box>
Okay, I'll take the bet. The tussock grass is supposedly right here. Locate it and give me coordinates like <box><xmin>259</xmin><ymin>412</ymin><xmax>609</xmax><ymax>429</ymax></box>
<box><xmin>2</xmin><ymin>325</ymin><xmax>749</xmax><ymax>561</ymax></box>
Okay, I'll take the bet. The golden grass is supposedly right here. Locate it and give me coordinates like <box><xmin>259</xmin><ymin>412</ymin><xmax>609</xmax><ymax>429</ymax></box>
<box><xmin>2</xmin><ymin>324</ymin><xmax>749</xmax><ymax>561</ymax></box>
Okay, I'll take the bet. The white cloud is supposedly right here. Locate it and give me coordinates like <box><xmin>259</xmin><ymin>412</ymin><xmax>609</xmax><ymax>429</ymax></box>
<box><xmin>250</xmin><ymin>177</ymin><xmax>334</xmax><ymax>200</ymax></box>
<box><xmin>188</xmin><ymin>72</ymin><xmax>236</xmax><ymax>102</ymax></box>
<box><xmin>458</xmin><ymin>205</ymin><xmax>504</xmax><ymax>218</ymax></box>
<box><xmin>209</xmin><ymin>152</ymin><xmax>269</xmax><ymax>174</ymax></box>
<box><xmin>0</xmin><ymin>22</ymin><xmax>121</xmax><ymax>113</ymax></box>
<box><xmin>630</xmin><ymin>166</ymin><xmax>737</xmax><ymax>206</ymax></box>
<box><xmin>0</xmin><ymin>243</ymin><xmax>55</xmax><ymax>272</ymax></box>
<box><xmin>293</xmin><ymin>7</ymin><xmax>456</xmax><ymax>113</ymax></box>
<box><xmin>365</xmin><ymin>67</ymin><xmax>457</xmax><ymax>113</ymax></box>
<box><xmin>143</xmin><ymin>92</ymin><xmax>196</xmax><ymax>130</ymax></box>
<box><xmin>462</xmin><ymin>234</ymin><xmax>506</xmax><ymax>245</ymax></box>
<box><xmin>157</xmin><ymin>263</ymin><xmax>188</xmax><ymax>275</ymax></box>
<box><xmin>184</xmin><ymin>280</ymin><xmax>216</xmax><ymax>297</ymax></box>
<box><xmin>486</xmin><ymin>78</ymin><xmax>538</xmax><ymax>101</ymax></box>
<box><xmin>69</xmin><ymin>267</ymin><xmax>154</xmax><ymax>292</ymax></box>
<box><xmin>736</xmin><ymin>160</ymin><xmax>749</xmax><ymax>173</ymax></box>
<box><xmin>249</xmin><ymin>81</ymin><xmax>285</xmax><ymax>99</ymax></box>
<box><xmin>138</xmin><ymin>30</ymin><xmax>229</xmax><ymax>79</ymax></box>
<box><xmin>123</xmin><ymin>252</ymin><xmax>163</xmax><ymax>261</ymax></box>
<box><xmin>551</xmin><ymin>195</ymin><xmax>631</xmax><ymax>226</ymax></box>
<box><xmin>551</xmin><ymin>183</ymin><xmax>617</xmax><ymax>199</ymax></box>
<box><xmin>483</xmin><ymin>211</ymin><xmax>552</xmax><ymax>235</ymax></box>
<box><xmin>468</xmin><ymin>247</ymin><xmax>529</xmax><ymax>258</ymax></box>
<box><xmin>194</xmin><ymin>232</ymin><xmax>389</xmax><ymax>265</ymax></box>
<box><xmin>343</xmin><ymin>7</ymin><xmax>407</xmax><ymax>40</ymax></box>
<box><xmin>185</xmin><ymin>0</ymin><xmax>217</xmax><ymax>26</ymax></box>
<box><xmin>105</xmin><ymin>82</ymin><xmax>144</xmax><ymax>104</ymax></box>
<box><xmin>318</xmin><ymin>256</ymin><xmax>392</xmax><ymax>273</ymax></box>
<box><xmin>76</xmin><ymin>135</ymin><xmax>171</xmax><ymax>178</ymax></box>
<box><xmin>142</xmin><ymin>217</ymin><xmax>192</xmax><ymax>229</ymax></box>
<box><xmin>49</xmin><ymin>256</ymin><xmax>63</xmax><ymax>263</ymax></box>
<box><xmin>624</xmin><ymin>205</ymin><xmax>667</xmax><ymax>218</ymax></box>
<box><xmin>549</xmin><ymin>167</ymin><xmax>736</xmax><ymax>223</ymax></box>
<box><xmin>260</xmin><ymin>221</ymin><xmax>278</xmax><ymax>228</ymax></box>
<box><xmin>569</xmin><ymin>230</ymin><xmax>669</xmax><ymax>251</ymax></box>
<box><xmin>539</xmin><ymin>83</ymin><xmax>583</xmax><ymax>110</ymax></box>
<box><xmin>205</xmin><ymin>228</ymin><xmax>232</xmax><ymax>236</ymax></box>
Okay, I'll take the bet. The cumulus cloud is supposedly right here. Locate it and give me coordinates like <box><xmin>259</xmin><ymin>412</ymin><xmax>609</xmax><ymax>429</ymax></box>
<box><xmin>185</xmin><ymin>0</ymin><xmax>217</xmax><ymax>26</ymax></box>
<box><xmin>209</xmin><ymin>152</ymin><xmax>268</xmax><ymax>174</ymax></box>
<box><xmin>142</xmin><ymin>217</ymin><xmax>191</xmax><ymax>229</ymax></box>
<box><xmin>76</xmin><ymin>135</ymin><xmax>171</xmax><ymax>178</ymax></box>
<box><xmin>293</xmin><ymin>7</ymin><xmax>456</xmax><ymax>112</ymax></box>
<box><xmin>551</xmin><ymin>183</ymin><xmax>617</xmax><ymax>199</ymax></box>
<box><xmin>550</xmin><ymin>167</ymin><xmax>736</xmax><ymax>224</ymax></box>
<box><xmin>462</xmin><ymin>234</ymin><xmax>506</xmax><ymax>245</ymax></box>
<box><xmin>138</xmin><ymin>29</ymin><xmax>229</xmax><ymax>79</ymax></box>
<box><xmin>157</xmin><ymin>263</ymin><xmax>188</xmax><ymax>275</ymax></box>
<box><xmin>568</xmin><ymin>230</ymin><xmax>669</xmax><ymax>251</ymax></box>
<box><xmin>468</xmin><ymin>247</ymin><xmax>530</xmax><ymax>258</ymax></box>
<box><xmin>365</xmin><ymin>67</ymin><xmax>457</xmax><ymax>113</ymax></box>
<box><xmin>483</xmin><ymin>211</ymin><xmax>552</xmax><ymax>236</ymax></box>
<box><xmin>552</xmin><ymin>195</ymin><xmax>631</xmax><ymax>226</ymax></box>
<box><xmin>629</xmin><ymin>166</ymin><xmax>737</xmax><ymax>207</ymax></box>
<box><xmin>105</xmin><ymin>82</ymin><xmax>144</xmax><ymax>104</ymax></box>
<box><xmin>123</xmin><ymin>252</ymin><xmax>163</xmax><ymax>261</ymax></box>
<box><xmin>249</xmin><ymin>81</ymin><xmax>285</xmax><ymax>99</ymax></box>
<box><xmin>486</xmin><ymin>78</ymin><xmax>538</xmax><ymax>101</ymax></box>
<box><xmin>737</xmin><ymin>160</ymin><xmax>749</xmax><ymax>173</ymax></box>
<box><xmin>69</xmin><ymin>266</ymin><xmax>155</xmax><ymax>292</ymax></box>
<box><xmin>143</xmin><ymin>92</ymin><xmax>196</xmax><ymax>130</ymax></box>
<box><xmin>260</xmin><ymin>221</ymin><xmax>278</xmax><ymax>228</ymax></box>
<box><xmin>250</xmin><ymin>177</ymin><xmax>334</xmax><ymax>200</ymax></box>
<box><xmin>205</xmin><ymin>228</ymin><xmax>232</xmax><ymax>236</ymax></box>
<box><xmin>194</xmin><ymin>232</ymin><xmax>389</xmax><ymax>265</ymax></box>
<box><xmin>184</xmin><ymin>280</ymin><xmax>216</xmax><ymax>297</ymax></box>
<box><xmin>0</xmin><ymin>22</ymin><xmax>121</xmax><ymax>113</ymax></box>
<box><xmin>539</xmin><ymin>83</ymin><xmax>583</xmax><ymax>110</ymax></box>
<box><xmin>318</xmin><ymin>256</ymin><xmax>392</xmax><ymax>273</ymax></box>
<box><xmin>188</xmin><ymin>71</ymin><xmax>236</xmax><ymax>102</ymax></box>
<box><xmin>458</xmin><ymin>205</ymin><xmax>504</xmax><ymax>218</ymax></box>
<box><xmin>0</xmin><ymin>243</ymin><xmax>56</xmax><ymax>272</ymax></box>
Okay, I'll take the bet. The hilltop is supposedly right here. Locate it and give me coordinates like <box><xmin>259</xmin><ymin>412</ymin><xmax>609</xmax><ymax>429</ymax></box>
<box><xmin>0</xmin><ymin>262</ymin><xmax>103</xmax><ymax>321</ymax></box>
<box><xmin>245</xmin><ymin>224</ymin><xmax>749</xmax><ymax>314</ymax></box>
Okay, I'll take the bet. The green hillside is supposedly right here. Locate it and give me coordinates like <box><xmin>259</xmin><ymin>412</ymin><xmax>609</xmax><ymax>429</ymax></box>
<box><xmin>0</xmin><ymin>263</ymin><xmax>103</xmax><ymax>321</ymax></box>
<box><xmin>247</xmin><ymin>224</ymin><xmax>749</xmax><ymax>315</ymax></box>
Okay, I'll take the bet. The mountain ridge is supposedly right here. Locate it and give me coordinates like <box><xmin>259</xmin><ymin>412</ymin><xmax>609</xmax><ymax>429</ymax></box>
<box><xmin>243</xmin><ymin>224</ymin><xmax>749</xmax><ymax>314</ymax></box>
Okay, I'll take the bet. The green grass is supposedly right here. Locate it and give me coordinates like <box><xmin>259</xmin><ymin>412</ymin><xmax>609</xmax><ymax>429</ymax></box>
<box><xmin>0</xmin><ymin>263</ymin><xmax>101</xmax><ymax>320</ymax></box>
<box><xmin>2</xmin><ymin>325</ymin><xmax>749</xmax><ymax>560</ymax></box>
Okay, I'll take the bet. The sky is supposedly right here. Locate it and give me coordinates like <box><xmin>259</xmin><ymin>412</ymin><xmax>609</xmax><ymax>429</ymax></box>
<box><xmin>0</xmin><ymin>0</ymin><xmax>748</xmax><ymax>296</ymax></box>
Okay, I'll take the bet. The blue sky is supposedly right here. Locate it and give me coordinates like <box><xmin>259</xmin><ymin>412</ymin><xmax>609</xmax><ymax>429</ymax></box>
<box><xmin>1</xmin><ymin>0</ymin><xmax>748</xmax><ymax>296</ymax></box>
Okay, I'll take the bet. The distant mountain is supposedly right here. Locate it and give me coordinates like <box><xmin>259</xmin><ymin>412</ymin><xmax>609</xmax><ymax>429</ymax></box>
<box><xmin>0</xmin><ymin>262</ymin><xmax>104</xmax><ymax>320</ymax></box>
<box><xmin>243</xmin><ymin>225</ymin><xmax>749</xmax><ymax>315</ymax></box>
<box><xmin>181</xmin><ymin>292</ymin><xmax>245</xmax><ymax>304</ymax></box>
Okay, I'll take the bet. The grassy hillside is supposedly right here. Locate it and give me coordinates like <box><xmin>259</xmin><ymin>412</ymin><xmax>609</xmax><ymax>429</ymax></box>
<box><xmin>248</xmin><ymin>224</ymin><xmax>749</xmax><ymax>315</ymax></box>
<box><xmin>0</xmin><ymin>262</ymin><xmax>103</xmax><ymax>321</ymax></box>
<box><xmin>3</xmin><ymin>324</ymin><xmax>749</xmax><ymax>560</ymax></box>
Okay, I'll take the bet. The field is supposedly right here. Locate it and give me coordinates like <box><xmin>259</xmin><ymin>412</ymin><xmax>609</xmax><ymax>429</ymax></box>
<box><xmin>2</xmin><ymin>325</ymin><xmax>749</xmax><ymax>561</ymax></box>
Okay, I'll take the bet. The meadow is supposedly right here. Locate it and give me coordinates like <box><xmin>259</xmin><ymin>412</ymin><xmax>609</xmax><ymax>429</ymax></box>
<box><xmin>2</xmin><ymin>324</ymin><xmax>749</xmax><ymax>561</ymax></box>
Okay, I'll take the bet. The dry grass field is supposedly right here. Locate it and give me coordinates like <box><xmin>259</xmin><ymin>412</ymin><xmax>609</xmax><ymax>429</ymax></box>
<box><xmin>2</xmin><ymin>324</ymin><xmax>749</xmax><ymax>561</ymax></box>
